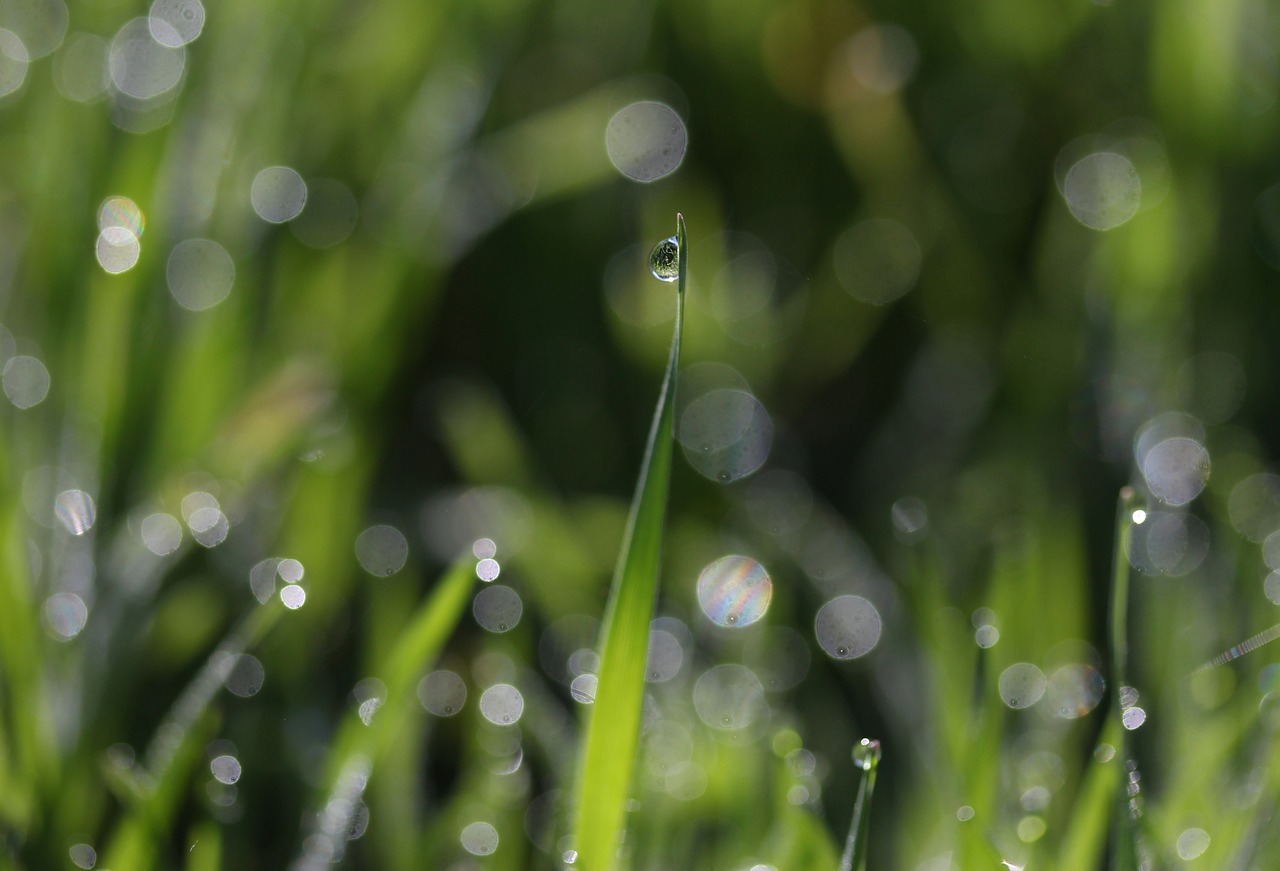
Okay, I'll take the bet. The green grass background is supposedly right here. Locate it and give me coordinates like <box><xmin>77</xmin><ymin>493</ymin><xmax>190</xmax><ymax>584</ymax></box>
<box><xmin>2</xmin><ymin>0</ymin><xmax>1280</xmax><ymax>868</ymax></box>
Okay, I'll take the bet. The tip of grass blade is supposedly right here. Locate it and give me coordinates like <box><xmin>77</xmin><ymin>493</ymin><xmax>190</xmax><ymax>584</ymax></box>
<box><xmin>570</xmin><ymin>213</ymin><xmax>686</xmax><ymax>871</ymax></box>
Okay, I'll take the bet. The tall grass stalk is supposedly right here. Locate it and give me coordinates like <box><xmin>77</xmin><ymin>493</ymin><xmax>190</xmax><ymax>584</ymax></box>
<box><xmin>571</xmin><ymin>214</ymin><xmax>687</xmax><ymax>870</ymax></box>
<box><xmin>839</xmin><ymin>739</ymin><xmax>881</xmax><ymax>871</ymax></box>
<box><xmin>1108</xmin><ymin>486</ymin><xmax>1143</xmax><ymax>871</ymax></box>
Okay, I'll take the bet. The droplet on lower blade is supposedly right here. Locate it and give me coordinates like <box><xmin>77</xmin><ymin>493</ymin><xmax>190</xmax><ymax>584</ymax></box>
<box><xmin>853</xmin><ymin>737</ymin><xmax>881</xmax><ymax>771</ymax></box>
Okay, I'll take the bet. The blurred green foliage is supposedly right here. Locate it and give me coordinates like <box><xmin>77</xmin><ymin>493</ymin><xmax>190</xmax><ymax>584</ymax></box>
<box><xmin>3</xmin><ymin>0</ymin><xmax>1280</xmax><ymax>868</ymax></box>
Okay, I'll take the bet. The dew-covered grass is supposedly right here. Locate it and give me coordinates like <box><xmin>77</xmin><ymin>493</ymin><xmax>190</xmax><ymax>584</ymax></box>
<box><xmin>5</xmin><ymin>1</ymin><xmax>1280</xmax><ymax>870</ymax></box>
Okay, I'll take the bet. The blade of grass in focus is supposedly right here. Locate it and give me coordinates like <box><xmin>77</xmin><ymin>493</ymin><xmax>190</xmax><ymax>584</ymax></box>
<box><xmin>571</xmin><ymin>214</ymin><xmax>687</xmax><ymax>871</ymax></box>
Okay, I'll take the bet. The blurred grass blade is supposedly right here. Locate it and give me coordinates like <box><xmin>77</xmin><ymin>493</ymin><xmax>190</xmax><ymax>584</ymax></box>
<box><xmin>840</xmin><ymin>739</ymin><xmax>881</xmax><ymax>871</ymax></box>
<box><xmin>1109</xmin><ymin>486</ymin><xmax>1143</xmax><ymax>871</ymax></box>
<box><xmin>572</xmin><ymin>214</ymin><xmax>687</xmax><ymax>871</ymax></box>
<box><xmin>319</xmin><ymin>555</ymin><xmax>476</xmax><ymax>788</ymax></box>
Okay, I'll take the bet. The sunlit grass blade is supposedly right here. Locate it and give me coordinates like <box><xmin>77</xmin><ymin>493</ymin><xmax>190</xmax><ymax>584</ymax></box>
<box><xmin>840</xmin><ymin>739</ymin><xmax>881</xmax><ymax>871</ymax></box>
<box><xmin>571</xmin><ymin>214</ymin><xmax>687</xmax><ymax>871</ymax></box>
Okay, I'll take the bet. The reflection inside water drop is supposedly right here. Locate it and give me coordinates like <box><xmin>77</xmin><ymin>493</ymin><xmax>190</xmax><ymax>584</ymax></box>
<box><xmin>649</xmin><ymin>236</ymin><xmax>679</xmax><ymax>282</ymax></box>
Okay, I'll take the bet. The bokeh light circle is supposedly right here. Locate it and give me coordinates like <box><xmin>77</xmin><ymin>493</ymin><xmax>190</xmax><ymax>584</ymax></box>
<box><xmin>417</xmin><ymin>670</ymin><xmax>466</xmax><ymax>716</ymax></box>
<box><xmin>0</xmin><ymin>29</ymin><xmax>29</xmax><ymax>97</ymax></box>
<box><xmin>678</xmin><ymin>388</ymin><xmax>773</xmax><ymax>483</ymax></box>
<box><xmin>1062</xmin><ymin>152</ymin><xmax>1140</xmax><ymax>230</ymax></box>
<box><xmin>478</xmin><ymin>683</ymin><xmax>524</xmax><ymax>725</ymax></box>
<box><xmin>696</xmin><ymin>555</ymin><xmax>772</xmax><ymax>627</ymax></box>
<box><xmin>167</xmin><ymin>239</ymin><xmax>234</xmax><ymax>310</ymax></box>
<box><xmin>605</xmin><ymin>101</ymin><xmax>687</xmax><ymax>182</ymax></box>
<box><xmin>473</xmin><ymin>584</ymin><xmax>523</xmax><ymax>633</ymax></box>
<box><xmin>814</xmin><ymin>595</ymin><xmax>882</xmax><ymax>659</ymax></box>
<box><xmin>693</xmin><ymin>664</ymin><xmax>767</xmax><ymax>730</ymax></box>
<box><xmin>354</xmin><ymin>524</ymin><xmax>408</xmax><ymax>576</ymax></box>
<box><xmin>251</xmin><ymin>166</ymin><xmax>307</xmax><ymax>223</ymax></box>
<box><xmin>833</xmin><ymin>218</ymin><xmax>922</xmax><ymax>305</ymax></box>
<box><xmin>3</xmin><ymin>355</ymin><xmax>50</xmax><ymax>408</ymax></box>
<box><xmin>96</xmin><ymin>227</ymin><xmax>140</xmax><ymax>274</ymax></box>
<box><xmin>998</xmin><ymin>663</ymin><xmax>1047</xmax><ymax>709</ymax></box>
<box><xmin>109</xmin><ymin>17</ymin><xmax>185</xmax><ymax>100</ymax></box>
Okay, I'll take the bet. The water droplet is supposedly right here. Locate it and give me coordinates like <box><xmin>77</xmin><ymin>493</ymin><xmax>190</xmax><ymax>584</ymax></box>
<box><xmin>852</xmin><ymin>737</ymin><xmax>881</xmax><ymax>770</ymax></box>
<box><xmin>649</xmin><ymin>236</ymin><xmax>679</xmax><ymax>281</ymax></box>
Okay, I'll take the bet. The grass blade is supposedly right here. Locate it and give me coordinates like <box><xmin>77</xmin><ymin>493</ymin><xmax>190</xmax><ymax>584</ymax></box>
<box><xmin>1108</xmin><ymin>486</ymin><xmax>1144</xmax><ymax>871</ymax></box>
<box><xmin>571</xmin><ymin>214</ymin><xmax>687</xmax><ymax>871</ymax></box>
<box><xmin>287</xmin><ymin>555</ymin><xmax>474</xmax><ymax>869</ymax></box>
<box><xmin>840</xmin><ymin>739</ymin><xmax>881</xmax><ymax>871</ymax></box>
<box><xmin>318</xmin><ymin>554</ymin><xmax>476</xmax><ymax>788</ymax></box>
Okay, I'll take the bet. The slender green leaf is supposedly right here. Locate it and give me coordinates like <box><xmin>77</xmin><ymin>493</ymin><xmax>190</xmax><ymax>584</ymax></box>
<box><xmin>293</xmin><ymin>556</ymin><xmax>475</xmax><ymax>868</ymax></box>
<box><xmin>571</xmin><ymin>214</ymin><xmax>687</xmax><ymax>871</ymax></box>
<box><xmin>1108</xmin><ymin>486</ymin><xmax>1144</xmax><ymax>871</ymax></box>
<box><xmin>840</xmin><ymin>739</ymin><xmax>881</xmax><ymax>871</ymax></box>
<box><xmin>319</xmin><ymin>554</ymin><xmax>476</xmax><ymax>788</ymax></box>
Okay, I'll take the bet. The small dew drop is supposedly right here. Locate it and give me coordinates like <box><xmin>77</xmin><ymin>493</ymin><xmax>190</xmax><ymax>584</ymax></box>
<box><xmin>852</xmin><ymin>737</ymin><xmax>881</xmax><ymax>771</ymax></box>
<box><xmin>648</xmin><ymin>236</ymin><xmax>679</xmax><ymax>282</ymax></box>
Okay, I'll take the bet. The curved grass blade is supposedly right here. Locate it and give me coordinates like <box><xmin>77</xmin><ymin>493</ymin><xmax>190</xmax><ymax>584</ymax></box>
<box><xmin>840</xmin><ymin>739</ymin><xmax>881</xmax><ymax>871</ymax></box>
<box><xmin>571</xmin><ymin>214</ymin><xmax>687</xmax><ymax>871</ymax></box>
